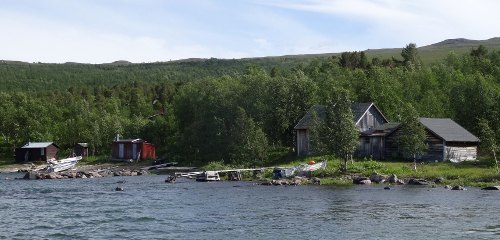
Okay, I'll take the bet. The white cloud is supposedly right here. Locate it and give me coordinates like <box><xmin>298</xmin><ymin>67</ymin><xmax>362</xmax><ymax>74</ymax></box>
<box><xmin>1</xmin><ymin>0</ymin><xmax>499</xmax><ymax>63</ymax></box>
<box><xmin>262</xmin><ymin>0</ymin><xmax>500</xmax><ymax>48</ymax></box>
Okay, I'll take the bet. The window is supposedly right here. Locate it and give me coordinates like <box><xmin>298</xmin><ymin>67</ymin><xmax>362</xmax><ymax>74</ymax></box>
<box><xmin>41</xmin><ymin>148</ymin><xmax>45</xmax><ymax>155</ymax></box>
<box><xmin>368</xmin><ymin>113</ymin><xmax>374</xmax><ymax>129</ymax></box>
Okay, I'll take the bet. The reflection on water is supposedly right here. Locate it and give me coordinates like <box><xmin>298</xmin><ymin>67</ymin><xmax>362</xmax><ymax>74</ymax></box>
<box><xmin>1</xmin><ymin>173</ymin><xmax>499</xmax><ymax>239</ymax></box>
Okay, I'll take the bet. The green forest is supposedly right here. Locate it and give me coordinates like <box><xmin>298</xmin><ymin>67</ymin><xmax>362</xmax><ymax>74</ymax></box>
<box><xmin>0</xmin><ymin>44</ymin><xmax>499</xmax><ymax>166</ymax></box>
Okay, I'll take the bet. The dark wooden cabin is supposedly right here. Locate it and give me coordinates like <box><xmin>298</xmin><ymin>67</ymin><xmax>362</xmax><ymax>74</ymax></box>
<box><xmin>15</xmin><ymin>142</ymin><xmax>60</xmax><ymax>162</ymax></box>
<box><xmin>111</xmin><ymin>139</ymin><xmax>156</xmax><ymax>161</ymax></box>
<box><xmin>294</xmin><ymin>102</ymin><xmax>388</xmax><ymax>156</ymax></box>
<box><xmin>73</xmin><ymin>143</ymin><xmax>89</xmax><ymax>157</ymax></box>
<box><xmin>384</xmin><ymin>118</ymin><xmax>480</xmax><ymax>162</ymax></box>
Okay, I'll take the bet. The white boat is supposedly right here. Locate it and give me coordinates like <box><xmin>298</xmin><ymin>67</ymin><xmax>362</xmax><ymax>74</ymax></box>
<box><xmin>195</xmin><ymin>171</ymin><xmax>221</xmax><ymax>182</ymax></box>
<box><xmin>47</xmin><ymin>156</ymin><xmax>82</xmax><ymax>172</ymax></box>
<box><xmin>296</xmin><ymin>161</ymin><xmax>327</xmax><ymax>172</ymax></box>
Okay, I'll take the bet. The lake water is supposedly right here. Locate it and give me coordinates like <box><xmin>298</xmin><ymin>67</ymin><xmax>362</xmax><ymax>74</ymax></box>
<box><xmin>1</xmin><ymin>173</ymin><xmax>499</xmax><ymax>240</ymax></box>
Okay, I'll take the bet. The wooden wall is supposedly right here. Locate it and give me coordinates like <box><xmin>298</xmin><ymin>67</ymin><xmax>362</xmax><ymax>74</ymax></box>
<box><xmin>384</xmin><ymin>129</ymin><xmax>444</xmax><ymax>161</ymax></box>
<box><xmin>15</xmin><ymin>144</ymin><xmax>59</xmax><ymax>162</ymax></box>
<box><xmin>444</xmin><ymin>142</ymin><xmax>478</xmax><ymax>162</ymax></box>
<box><xmin>356</xmin><ymin>107</ymin><xmax>387</xmax><ymax>132</ymax></box>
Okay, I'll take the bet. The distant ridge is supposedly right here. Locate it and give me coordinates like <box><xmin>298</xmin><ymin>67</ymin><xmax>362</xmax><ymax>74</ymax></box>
<box><xmin>108</xmin><ymin>60</ymin><xmax>132</xmax><ymax>65</ymax></box>
<box><xmin>1</xmin><ymin>37</ymin><xmax>500</xmax><ymax>65</ymax></box>
<box><xmin>429</xmin><ymin>38</ymin><xmax>477</xmax><ymax>46</ymax></box>
<box><xmin>424</xmin><ymin>37</ymin><xmax>500</xmax><ymax>48</ymax></box>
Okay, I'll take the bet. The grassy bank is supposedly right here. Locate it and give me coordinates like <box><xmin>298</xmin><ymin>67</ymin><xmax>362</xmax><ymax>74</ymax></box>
<box><xmin>199</xmin><ymin>156</ymin><xmax>500</xmax><ymax>187</ymax></box>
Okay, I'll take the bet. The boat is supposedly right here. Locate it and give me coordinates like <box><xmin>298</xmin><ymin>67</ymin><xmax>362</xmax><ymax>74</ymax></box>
<box><xmin>195</xmin><ymin>171</ymin><xmax>221</xmax><ymax>182</ymax></box>
<box><xmin>273</xmin><ymin>160</ymin><xmax>327</xmax><ymax>179</ymax></box>
<box><xmin>46</xmin><ymin>156</ymin><xmax>82</xmax><ymax>172</ymax></box>
<box><xmin>296</xmin><ymin>160</ymin><xmax>327</xmax><ymax>172</ymax></box>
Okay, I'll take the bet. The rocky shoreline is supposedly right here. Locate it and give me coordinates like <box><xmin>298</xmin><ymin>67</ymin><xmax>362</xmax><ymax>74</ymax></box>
<box><xmin>3</xmin><ymin>164</ymin><xmax>499</xmax><ymax>191</ymax></box>
<box><xmin>21</xmin><ymin>168</ymin><xmax>149</xmax><ymax>180</ymax></box>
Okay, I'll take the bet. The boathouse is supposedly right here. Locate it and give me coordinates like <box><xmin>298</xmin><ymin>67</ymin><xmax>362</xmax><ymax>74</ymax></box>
<box><xmin>73</xmin><ymin>143</ymin><xmax>89</xmax><ymax>157</ymax></box>
<box><xmin>294</xmin><ymin>102</ymin><xmax>388</xmax><ymax>157</ymax></box>
<box><xmin>111</xmin><ymin>139</ymin><xmax>156</xmax><ymax>161</ymax></box>
<box><xmin>15</xmin><ymin>142</ymin><xmax>60</xmax><ymax>162</ymax></box>
<box><xmin>384</xmin><ymin>118</ymin><xmax>480</xmax><ymax>162</ymax></box>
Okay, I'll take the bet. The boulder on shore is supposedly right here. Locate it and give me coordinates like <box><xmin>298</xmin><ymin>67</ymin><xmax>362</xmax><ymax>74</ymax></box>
<box><xmin>353</xmin><ymin>176</ymin><xmax>370</xmax><ymax>184</ymax></box>
<box><xmin>451</xmin><ymin>185</ymin><xmax>466</xmax><ymax>190</ymax></box>
<box><xmin>388</xmin><ymin>174</ymin><xmax>398</xmax><ymax>183</ymax></box>
<box><xmin>369</xmin><ymin>172</ymin><xmax>387</xmax><ymax>183</ymax></box>
<box><xmin>407</xmin><ymin>178</ymin><xmax>430</xmax><ymax>185</ymax></box>
<box><xmin>481</xmin><ymin>186</ymin><xmax>500</xmax><ymax>190</ymax></box>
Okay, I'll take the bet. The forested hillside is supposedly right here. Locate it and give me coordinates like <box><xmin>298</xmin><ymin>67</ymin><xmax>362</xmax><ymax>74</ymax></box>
<box><xmin>0</xmin><ymin>43</ymin><xmax>499</xmax><ymax>165</ymax></box>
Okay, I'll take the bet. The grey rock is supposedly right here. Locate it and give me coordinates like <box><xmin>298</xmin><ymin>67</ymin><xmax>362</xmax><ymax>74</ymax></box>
<box><xmin>353</xmin><ymin>176</ymin><xmax>370</xmax><ymax>184</ymax></box>
<box><xmin>435</xmin><ymin>177</ymin><xmax>445</xmax><ymax>184</ymax></box>
<box><xmin>359</xmin><ymin>179</ymin><xmax>372</xmax><ymax>185</ymax></box>
<box><xmin>370</xmin><ymin>172</ymin><xmax>387</xmax><ymax>183</ymax></box>
<box><xmin>481</xmin><ymin>186</ymin><xmax>500</xmax><ymax>190</ymax></box>
<box><xmin>388</xmin><ymin>174</ymin><xmax>398</xmax><ymax>183</ymax></box>
<box><xmin>451</xmin><ymin>185</ymin><xmax>466</xmax><ymax>190</ymax></box>
<box><xmin>408</xmin><ymin>178</ymin><xmax>430</xmax><ymax>185</ymax></box>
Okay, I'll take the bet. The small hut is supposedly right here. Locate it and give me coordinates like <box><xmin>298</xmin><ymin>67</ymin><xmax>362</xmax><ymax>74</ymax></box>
<box><xmin>384</xmin><ymin>118</ymin><xmax>480</xmax><ymax>162</ymax></box>
<box><xmin>15</xmin><ymin>142</ymin><xmax>60</xmax><ymax>162</ymax></box>
<box><xmin>111</xmin><ymin>139</ymin><xmax>156</xmax><ymax>161</ymax></box>
<box><xmin>73</xmin><ymin>143</ymin><xmax>89</xmax><ymax>157</ymax></box>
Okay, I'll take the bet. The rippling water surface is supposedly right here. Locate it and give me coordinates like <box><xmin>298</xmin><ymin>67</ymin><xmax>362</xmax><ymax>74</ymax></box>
<box><xmin>1</xmin><ymin>173</ymin><xmax>499</xmax><ymax>239</ymax></box>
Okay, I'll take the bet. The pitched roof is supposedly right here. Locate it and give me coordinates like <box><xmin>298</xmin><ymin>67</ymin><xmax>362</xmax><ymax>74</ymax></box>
<box><xmin>419</xmin><ymin>118</ymin><xmax>479</xmax><ymax>142</ymax></box>
<box><xmin>361</xmin><ymin>122</ymin><xmax>401</xmax><ymax>136</ymax></box>
<box><xmin>352</xmin><ymin>102</ymin><xmax>374</xmax><ymax>124</ymax></box>
<box><xmin>294</xmin><ymin>102</ymin><xmax>383</xmax><ymax>130</ymax></box>
<box><xmin>21</xmin><ymin>142</ymin><xmax>58</xmax><ymax>149</ymax></box>
<box><xmin>294</xmin><ymin>105</ymin><xmax>326</xmax><ymax>129</ymax></box>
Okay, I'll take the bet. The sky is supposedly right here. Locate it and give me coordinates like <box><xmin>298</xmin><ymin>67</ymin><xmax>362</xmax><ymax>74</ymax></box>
<box><xmin>1</xmin><ymin>0</ymin><xmax>499</xmax><ymax>64</ymax></box>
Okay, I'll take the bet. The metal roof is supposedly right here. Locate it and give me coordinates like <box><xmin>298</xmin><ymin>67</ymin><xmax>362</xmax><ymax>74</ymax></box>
<box><xmin>294</xmin><ymin>102</ymin><xmax>382</xmax><ymax>129</ymax></box>
<box><xmin>419</xmin><ymin>118</ymin><xmax>480</xmax><ymax>142</ymax></box>
<box><xmin>21</xmin><ymin>142</ymin><xmax>58</xmax><ymax>149</ymax></box>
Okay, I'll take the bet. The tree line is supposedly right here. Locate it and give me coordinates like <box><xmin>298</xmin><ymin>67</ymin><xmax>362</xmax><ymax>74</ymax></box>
<box><xmin>0</xmin><ymin>45</ymin><xmax>498</xmax><ymax>166</ymax></box>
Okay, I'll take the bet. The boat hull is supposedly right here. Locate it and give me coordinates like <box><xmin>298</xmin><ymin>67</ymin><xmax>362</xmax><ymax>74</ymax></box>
<box><xmin>47</xmin><ymin>156</ymin><xmax>82</xmax><ymax>172</ymax></box>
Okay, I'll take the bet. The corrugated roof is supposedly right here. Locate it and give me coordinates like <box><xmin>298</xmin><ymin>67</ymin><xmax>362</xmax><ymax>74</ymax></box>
<box><xmin>21</xmin><ymin>142</ymin><xmax>57</xmax><ymax>148</ymax></box>
<box><xmin>419</xmin><ymin>118</ymin><xmax>479</xmax><ymax>142</ymax></box>
<box><xmin>294</xmin><ymin>102</ymin><xmax>376</xmax><ymax>129</ymax></box>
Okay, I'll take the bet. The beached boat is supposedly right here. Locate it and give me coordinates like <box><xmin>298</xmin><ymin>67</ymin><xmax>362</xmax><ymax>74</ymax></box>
<box><xmin>195</xmin><ymin>171</ymin><xmax>221</xmax><ymax>182</ymax></box>
<box><xmin>296</xmin><ymin>160</ymin><xmax>327</xmax><ymax>172</ymax></box>
<box><xmin>47</xmin><ymin>156</ymin><xmax>82</xmax><ymax>172</ymax></box>
<box><xmin>273</xmin><ymin>161</ymin><xmax>327</xmax><ymax>179</ymax></box>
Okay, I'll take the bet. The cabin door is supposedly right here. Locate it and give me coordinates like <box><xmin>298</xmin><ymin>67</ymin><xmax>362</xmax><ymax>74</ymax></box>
<box><xmin>371</xmin><ymin>137</ymin><xmax>382</xmax><ymax>159</ymax></box>
<box><xmin>132</xmin><ymin>144</ymin><xmax>137</xmax><ymax>160</ymax></box>
<box><xmin>118</xmin><ymin>144</ymin><xmax>124</xmax><ymax>158</ymax></box>
<box><xmin>298</xmin><ymin>130</ymin><xmax>309</xmax><ymax>156</ymax></box>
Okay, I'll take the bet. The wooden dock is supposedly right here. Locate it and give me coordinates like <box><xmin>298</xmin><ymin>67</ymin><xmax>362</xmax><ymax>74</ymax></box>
<box><xmin>175</xmin><ymin>168</ymin><xmax>269</xmax><ymax>181</ymax></box>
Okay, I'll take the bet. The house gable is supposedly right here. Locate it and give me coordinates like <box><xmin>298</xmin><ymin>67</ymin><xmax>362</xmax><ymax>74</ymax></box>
<box><xmin>294</xmin><ymin>102</ymin><xmax>388</xmax><ymax>131</ymax></box>
<box><xmin>294</xmin><ymin>102</ymin><xmax>388</xmax><ymax>156</ymax></box>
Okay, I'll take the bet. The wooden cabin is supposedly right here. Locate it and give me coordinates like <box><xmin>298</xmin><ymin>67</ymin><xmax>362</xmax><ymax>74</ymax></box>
<box><xmin>294</xmin><ymin>102</ymin><xmax>388</xmax><ymax>156</ymax></box>
<box><xmin>384</xmin><ymin>118</ymin><xmax>480</xmax><ymax>162</ymax></box>
<box><xmin>73</xmin><ymin>143</ymin><xmax>89</xmax><ymax>157</ymax></box>
<box><xmin>359</xmin><ymin>122</ymin><xmax>400</xmax><ymax>159</ymax></box>
<box><xmin>111</xmin><ymin>139</ymin><xmax>156</xmax><ymax>161</ymax></box>
<box><xmin>15</xmin><ymin>142</ymin><xmax>60</xmax><ymax>162</ymax></box>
